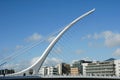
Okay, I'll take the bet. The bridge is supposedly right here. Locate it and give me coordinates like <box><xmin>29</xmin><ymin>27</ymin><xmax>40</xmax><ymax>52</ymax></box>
<box><xmin>0</xmin><ymin>8</ymin><xmax>120</xmax><ymax>80</ymax></box>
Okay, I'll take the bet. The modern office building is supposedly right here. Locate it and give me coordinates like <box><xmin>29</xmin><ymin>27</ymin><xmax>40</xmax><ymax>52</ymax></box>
<box><xmin>39</xmin><ymin>66</ymin><xmax>47</xmax><ymax>76</ymax></box>
<box><xmin>84</xmin><ymin>58</ymin><xmax>120</xmax><ymax>77</ymax></box>
<box><xmin>70</xmin><ymin>67</ymin><xmax>80</xmax><ymax>75</ymax></box>
<box><xmin>39</xmin><ymin>66</ymin><xmax>58</xmax><ymax>76</ymax></box>
<box><xmin>71</xmin><ymin>60</ymin><xmax>92</xmax><ymax>75</ymax></box>
<box><xmin>82</xmin><ymin>63</ymin><xmax>88</xmax><ymax>76</ymax></box>
<box><xmin>86</xmin><ymin>60</ymin><xmax>115</xmax><ymax>76</ymax></box>
<box><xmin>57</xmin><ymin>63</ymin><xmax>70</xmax><ymax>75</ymax></box>
<box><xmin>46</xmin><ymin>66</ymin><xmax>58</xmax><ymax>75</ymax></box>
<box><xmin>114</xmin><ymin>59</ymin><xmax>120</xmax><ymax>77</ymax></box>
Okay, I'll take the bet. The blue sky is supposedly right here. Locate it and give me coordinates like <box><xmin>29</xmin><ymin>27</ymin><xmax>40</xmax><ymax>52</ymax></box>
<box><xmin>0</xmin><ymin>0</ymin><xmax>120</xmax><ymax>69</ymax></box>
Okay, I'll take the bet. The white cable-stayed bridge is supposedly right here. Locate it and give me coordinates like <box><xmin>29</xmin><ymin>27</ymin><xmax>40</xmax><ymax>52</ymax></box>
<box><xmin>0</xmin><ymin>8</ymin><xmax>94</xmax><ymax>76</ymax></box>
<box><xmin>1</xmin><ymin>8</ymin><xmax>120</xmax><ymax>80</ymax></box>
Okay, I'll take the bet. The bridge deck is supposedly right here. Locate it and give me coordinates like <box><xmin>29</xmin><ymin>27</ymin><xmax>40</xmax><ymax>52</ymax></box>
<box><xmin>0</xmin><ymin>76</ymin><xmax>120</xmax><ymax>80</ymax></box>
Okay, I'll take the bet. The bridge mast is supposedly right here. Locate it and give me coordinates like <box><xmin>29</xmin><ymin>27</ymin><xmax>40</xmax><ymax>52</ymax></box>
<box><xmin>11</xmin><ymin>8</ymin><xmax>95</xmax><ymax>76</ymax></box>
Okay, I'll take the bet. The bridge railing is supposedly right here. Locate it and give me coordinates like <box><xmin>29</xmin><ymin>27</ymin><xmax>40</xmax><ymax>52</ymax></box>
<box><xmin>40</xmin><ymin>75</ymin><xmax>120</xmax><ymax>79</ymax></box>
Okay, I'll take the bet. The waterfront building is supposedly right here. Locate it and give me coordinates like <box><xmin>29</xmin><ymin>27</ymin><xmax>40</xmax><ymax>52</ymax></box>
<box><xmin>114</xmin><ymin>59</ymin><xmax>120</xmax><ymax>77</ymax></box>
<box><xmin>71</xmin><ymin>60</ymin><xmax>92</xmax><ymax>75</ymax></box>
<box><xmin>86</xmin><ymin>60</ymin><xmax>115</xmax><ymax>76</ymax></box>
<box><xmin>39</xmin><ymin>59</ymin><xmax>120</xmax><ymax>77</ymax></box>
<box><xmin>82</xmin><ymin>63</ymin><xmax>88</xmax><ymax>76</ymax></box>
<box><xmin>39</xmin><ymin>66</ymin><xmax>58</xmax><ymax>76</ymax></box>
<box><xmin>56</xmin><ymin>63</ymin><xmax>70</xmax><ymax>75</ymax></box>
<box><xmin>39</xmin><ymin>66</ymin><xmax>47</xmax><ymax>76</ymax></box>
<box><xmin>0</xmin><ymin>69</ymin><xmax>15</xmax><ymax>75</ymax></box>
<box><xmin>47</xmin><ymin>66</ymin><xmax>58</xmax><ymax>75</ymax></box>
<box><xmin>84</xmin><ymin>58</ymin><xmax>120</xmax><ymax>77</ymax></box>
<box><xmin>70</xmin><ymin>67</ymin><xmax>80</xmax><ymax>75</ymax></box>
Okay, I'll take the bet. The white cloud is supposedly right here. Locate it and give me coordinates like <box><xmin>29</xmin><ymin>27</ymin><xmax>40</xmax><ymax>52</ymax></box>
<box><xmin>15</xmin><ymin>45</ymin><xmax>23</xmax><ymax>50</ymax></box>
<box><xmin>102</xmin><ymin>31</ymin><xmax>120</xmax><ymax>47</ymax></box>
<box><xmin>75</xmin><ymin>49</ymin><xmax>85</xmax><ymax>54</ymax></box>
<box><xmin>88</xmin><ymin>42</ymin><xmax>103</xmax><ymax>48</ymax></box>
<box><xmin>44</xmin><ymin>57</ymin><xmax>63</xmax><ymax>66</ymax></box>
<box><xmin>81</xmin><ymin>33</ymin><xmax>102</xmax><ymax>40</ymax></box>
<box><xmin>113</xmin><ymin>48</ymin><xmax>120</xmax><ymax>56</ymax></box>
<box><xmin>2</xmin><ymin>60</ymin><xmax>30</xmax><ymax>72</ymax></box>
<box><xmin>31</xmin><ymin>57</ymin><xmax>62</xmax><ymax>66</ymax></box>
<box><xmin>93</xmin><ymin>33</ymin><xmax>102</xmax><ymax>40</ymax></box>
<box><xmin>25</xmin><ymin>33</ymin><xmax>42</xmax><ymax>42</ymax></box>
<box><xmin>2</xmin><ymin>63</ymin><xmax>18</xmax><ymax>69</ymax></box>
<box><xmin>81</xmin><ymin>34</ymin><xmax>92</xmax><ymax>40</ymax></box>
<box><xmin>82</xmin><ymin>30</ymin><xmax>120</xmax><ymax>47</ymax></box>
<box><xmin>30</xmin><ymin>57</ymin><xmax>40</xmax><ymax>65</ymax></box>
<box><xmin>71</xmin><ymin>60</ymin><xmax>78</xmax><ymax>63</ymax></box>
<box><xmin>47</xmin><ymin>36</ymin><xmax>55</xmax><ymax>43</ymax></box>
<box><xmin>82</xmin><ymin>57</ymin><xmax>93</xmax><ymax>61</ymax></box>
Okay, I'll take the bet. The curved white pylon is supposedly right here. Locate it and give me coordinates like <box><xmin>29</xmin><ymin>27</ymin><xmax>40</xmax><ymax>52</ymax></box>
<box><xmin>10</xmin><ymin>8</ymin><xmax>95</xmax><ymax>76</ymax></box>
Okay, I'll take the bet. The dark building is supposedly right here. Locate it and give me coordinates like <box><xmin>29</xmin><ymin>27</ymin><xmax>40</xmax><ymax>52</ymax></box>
<box><xmin>57</xmin><ymin>63</ymin><xmax>70</xmax><ymax>75</ymax></box>
<box><xmin>0</xmin><ymin>69</ymin><xmax>15</xmax><ymax>75</ymax></box>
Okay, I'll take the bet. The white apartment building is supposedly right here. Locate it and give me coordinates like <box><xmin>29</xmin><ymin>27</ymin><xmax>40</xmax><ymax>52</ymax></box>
<box><xmin>114</xmin><ymin>59</ymin><xmax>120</xmax><ymax>77</ymax></box>
<box><xmin>57</xmin><ymin>64</ymin><xmax>62</xmax><ymax>75</ymax></box>
<box><xmin>82</xmin><ymin>59</ymin><xmax>120</xmax><ymax>77</ymax></box>
<box><xmin>47</xmin><ymin>66</ymin><xmax>58</xmax><ymax>75</ymax></box>
<box><xmin>39</xmin><ymin>66</ymin><xmax>47</xmax><ymax>76</ymax></box>
<box><xmin>82</xmin><ymin>63</ymin><xmax>88</xmax><ymax>76</ymax></box>
<box><xmin>39</xmin><ymin>66</ymin><xmax>58</xmax><ymax>76</ymax></box>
